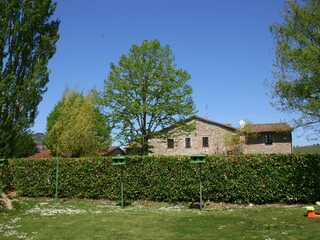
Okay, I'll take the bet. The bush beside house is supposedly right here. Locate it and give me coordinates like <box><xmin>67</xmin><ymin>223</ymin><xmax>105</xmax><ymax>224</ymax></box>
<box><xmin>4</xmin><ymin>154</ymin><xmax>320</xmax><ymax>204</ymax></box>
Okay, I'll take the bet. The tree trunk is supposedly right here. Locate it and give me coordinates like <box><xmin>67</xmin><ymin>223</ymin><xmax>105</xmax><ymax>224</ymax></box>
<box><xmin>141</xmin><ymin>135</ymin><xmax>149</xmax><ymax>155</ymax></box>
<box><xmin>0</xmin><ymin>192</ymin><xmax>13</xmax><ymax>210</ymax></box>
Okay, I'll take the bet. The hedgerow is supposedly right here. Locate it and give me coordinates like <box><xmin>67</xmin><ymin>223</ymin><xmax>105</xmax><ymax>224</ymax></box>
<box><xmin>3</xmin><ymin>154</ymin><xmax>320</xmax><ymax>204</ymax></box>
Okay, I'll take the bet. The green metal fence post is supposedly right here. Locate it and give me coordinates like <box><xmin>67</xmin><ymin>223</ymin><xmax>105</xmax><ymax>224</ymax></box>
<box><xmin>199</xmin><ymin>163</ymin><xmax>203</xmax><ymax>210</ymax></box>
<box><xmin>190</xmin><ymin>154</ymin><xmax>207</xmax><ymax>210</ymax></box>
<box><xmin>120</xmin><ymin>166</ymin><xmax>124</xmax><ymax>208</ymax></box>
<box><xmin>112</xmin><ymin>156</ymin><xmax>127</xmax><ymax>208</ymax></box>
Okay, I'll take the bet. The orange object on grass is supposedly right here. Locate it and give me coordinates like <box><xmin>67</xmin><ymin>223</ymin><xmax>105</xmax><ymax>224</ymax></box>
<box><xmin>307</xmin><ymin>211</ymin><xmax>320</xmax><ymax>219</ymax></box>
<box><xmin>308</xmin><ymin>211</ymin><xmax>316</xmax><ymax>219</ymax></box>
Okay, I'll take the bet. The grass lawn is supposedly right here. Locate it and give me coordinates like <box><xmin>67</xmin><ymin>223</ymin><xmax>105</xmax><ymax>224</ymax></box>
<box><xmin>0</xmin><ymin>198</ymin><xmax>320</xmax><ymax>240</ymax></box>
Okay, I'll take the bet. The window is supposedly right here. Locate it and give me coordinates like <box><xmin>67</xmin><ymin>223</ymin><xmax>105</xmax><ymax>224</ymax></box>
<box><xmin>264</xmin><ymin>133</ymin><xmax>273</xmax><ymax>145</ymax></box>
<box><xmin>202</xmin><ymin>137</ymin><xmax>209</xmax><ymax>148</ymax></box>
<box><xmin>185</xmin><ymin>138</ymin><xmax>191</xmax><ymax>148</ymax></box>
<box><xmin>167</xmin><ymin>139</ymin><xmax>174</xmax><ymax>149</ymax></box>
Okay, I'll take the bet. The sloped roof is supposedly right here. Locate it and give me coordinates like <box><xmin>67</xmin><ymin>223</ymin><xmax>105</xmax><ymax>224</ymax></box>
<box><xmin>164</xmin><ymin>116</ymin><xmax>292</xmax><ymax>133</ymax></box>
<box><xmin>158</xmin><ymin>115</ymin><xmax>237</xmax><ymax>133</ymax></box>
<box><xmin>190</xmin><ymin>116</ymin><xmax>237</xmax><ymax>131</ymax></box>
<box><xmin>100</xmin><ymin>146</ymin><xmax>125</xmax><ymax>156</ymax></box>
<box><xmin>247</xmin><ymin>123</ymin><xmax>293</xmax><ymax>133</ymax></box>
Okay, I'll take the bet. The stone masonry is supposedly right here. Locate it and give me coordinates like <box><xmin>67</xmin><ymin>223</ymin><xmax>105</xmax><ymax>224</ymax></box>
<box><xmin>149</xmin><ymin>116</ymin><xmax>293</xmax><ymax>156</ymax></box>
<box><xmin>149</xmin><ymin>118</ymin><xmax>235</xmax><ymax>156</ymax></box>
<box><xmin>243</xmin><ymin>132</ymin><xmax>292</xmax><ymax>154</ymax></box>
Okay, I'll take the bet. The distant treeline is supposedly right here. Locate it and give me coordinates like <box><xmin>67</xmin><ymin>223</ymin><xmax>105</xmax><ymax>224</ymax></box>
<box><xmin>293</xmin><ymin>144</ymin><xmax>320</xmax><ymax>154</ymax></box>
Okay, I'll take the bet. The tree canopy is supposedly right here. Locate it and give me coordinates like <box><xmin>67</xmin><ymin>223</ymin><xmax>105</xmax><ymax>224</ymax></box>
<box><xmin>0</xmin><ymin>0</ymin><xmax>60</xmax><ymax>157</ymax></box>
<box><xmin>12</xmin><ymin>131</ymin><xmax>37</xmax><ymax>157</ymax></box>
<box><xmin>223</xmin><ymin>122</ymin><xmax>256</xmax><ymax>155</ymax></box>
<box><xmin>45</xmin><ymin>90</ymin><xmax>111</xmax><ymax>157</ymax></box>
<box><xmin>104</xmin><ymin>40</ymin><xmax>195</xmax><ymax>155</ymax></box>
<box><xmin>271</xmin><ymin>0</ymin><xmax>320</xmax><ymax>135</ymax></box>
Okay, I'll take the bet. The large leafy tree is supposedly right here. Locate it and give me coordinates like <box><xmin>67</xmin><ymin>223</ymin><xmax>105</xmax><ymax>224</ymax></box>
<box><xmin>45</xmin><ymin>90</ymin><xmax>111</xmax><ymax>157</ymax></box>
<box><xmin>12</xmin><ymin>131</ymin><xmax>37</xmax><ymax>157</ymax></box>
<box><xmin>104</xmin><ymin>40</ymin><xmax>195</xmax><ymax>155</ymax></box>
<box><xmin>271</xmin><ymin>0</ymin><xmax>320</xmax><ymax>135</ymax></box>
<box><xmin>0</xmin><ymin>0</ymin><xmax>59</xmax><ymax>157</ymax></box>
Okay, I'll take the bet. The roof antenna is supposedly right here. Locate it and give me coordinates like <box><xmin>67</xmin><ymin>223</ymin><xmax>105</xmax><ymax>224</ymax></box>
<box><xmin>205</xmin><ymin>104</ymin><xmax>209</xmax><ymax>119</ymax></box>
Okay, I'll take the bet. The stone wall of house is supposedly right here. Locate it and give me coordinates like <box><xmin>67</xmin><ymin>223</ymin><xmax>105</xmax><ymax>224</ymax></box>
<box><xmin>243</xmin><ymin>132</ymin><xmax>292</xmax><ymax>154</ymax></box>
<box><xmin>149</xmin><ymin>119</ymin><xmax>235</xmax><ymax>156</ymax></box>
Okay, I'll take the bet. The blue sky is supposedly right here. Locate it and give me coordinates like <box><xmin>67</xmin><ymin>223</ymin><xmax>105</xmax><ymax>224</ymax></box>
<box><xmin>32</xmin><ymin>0</ymin><xmax>316</xmax><ymax>146</ymax></box>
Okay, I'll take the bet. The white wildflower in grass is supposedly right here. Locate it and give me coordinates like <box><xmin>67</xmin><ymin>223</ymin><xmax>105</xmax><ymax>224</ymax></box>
<box><xmin>25</xmin><ymin>207</ymin><xmax>86</xmax><ymax>216</ymax></box>
<box><xmin>91</xmin><ymin>210</ymin><xmax>102</xmax><ymax>214</ymax></box>
<box><xmin>0</xmin><ymin>224</ymin><xmax>15</xmax><ymax>232</ymax></box>
<box><xmin>158</xmin><ymin>206</ymin><xmax>182</xmax><ymax>212</ymax></box>
<box><xmin>0</xmin><ymin>217</ymin><xmax>34</xmax><ymax>240</ymax></box>
<box><xmin>10</xmin><ymin>217</ymin><xmax>22</xmax><ymax>224</ymax></box>
<box><xmin>3</xmin><ymin>229</ymin><xmax>19</xmax><ymax>237</ymax></box>
<box><xmin>217</xmin><ymin>225</ymin><xmax>226</xmax><ymax>230</ymax></box>
<box><xmin>39</xmin><ymin>202</ymin><xmax>49</xmax><ymax>206</ymax></box>
<box><xmin>16</xmin><ymin>232</ymin><xmax>28</xmax><ymax>239</ymax></box>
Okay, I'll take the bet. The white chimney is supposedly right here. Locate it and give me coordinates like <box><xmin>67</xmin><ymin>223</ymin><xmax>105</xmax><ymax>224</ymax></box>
<box><xmin>239</xmin><ymin>120</ymin><xmax>247</xmax><ymax>129</ymax></box>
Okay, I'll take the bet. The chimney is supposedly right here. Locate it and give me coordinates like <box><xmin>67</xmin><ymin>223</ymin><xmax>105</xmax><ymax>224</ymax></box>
<box><xmin>239</xmin><ymin>120</ymin><xmax>247</xmax><ymax>129</ymax></box>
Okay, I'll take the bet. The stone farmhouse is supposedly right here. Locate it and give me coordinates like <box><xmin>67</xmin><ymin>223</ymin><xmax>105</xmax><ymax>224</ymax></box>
<box><xmin>149</xmin><ymin>116</ymin><xmax>293</xmax><ymax>155</ymax></box>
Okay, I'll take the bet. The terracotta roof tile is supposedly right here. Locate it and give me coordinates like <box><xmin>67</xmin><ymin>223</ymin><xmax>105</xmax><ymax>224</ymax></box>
<box><xmin>30</xmin><ymin>150</ymin><xmax>52</xmax><ymax>159</ymax></box>
<box><xmin>247</xmin><ymin>123</ymin><xmax>293</xmax><ymax>133</ymax></box>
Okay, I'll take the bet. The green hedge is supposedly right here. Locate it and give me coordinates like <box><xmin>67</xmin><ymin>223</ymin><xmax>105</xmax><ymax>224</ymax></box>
<box><xmin>0</xmin><ymin>159</ymin><xmax>10</xmax><ymax>193</ymax></box>
<box><xmin>4</xmin><ymin>154</ymin><xmax>320</xmax><ymax>203</ymax></box>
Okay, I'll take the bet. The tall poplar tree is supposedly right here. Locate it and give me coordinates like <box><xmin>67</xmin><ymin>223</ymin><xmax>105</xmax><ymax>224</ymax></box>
<box><xmin>45</xmin><ymin>90</ymin><xmax>111</xmax><ymax>157</ymax></box>
<box><xmin>0</xmin><ymin>0</ymin><xmax>59</xmax><ymax>157</ymax></box>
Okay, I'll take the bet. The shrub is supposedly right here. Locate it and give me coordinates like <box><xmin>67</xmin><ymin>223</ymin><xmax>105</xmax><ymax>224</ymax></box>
<box><xmin>0</xmin><ymin>159</ymin><xmax>11</xmax><ymax>193</ymax></box>
<box><xmin>4</xmin><ymin>154</ymin><xmax>320</xmax><ymax>203</ymax></box>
